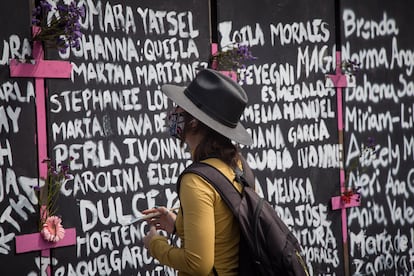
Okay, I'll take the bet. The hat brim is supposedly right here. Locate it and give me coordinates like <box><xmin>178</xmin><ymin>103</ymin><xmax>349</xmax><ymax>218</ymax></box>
<box><xmin>162</xmin><ymin>84</ymin><xmax>253</xmax><ymax>146</ymax></box>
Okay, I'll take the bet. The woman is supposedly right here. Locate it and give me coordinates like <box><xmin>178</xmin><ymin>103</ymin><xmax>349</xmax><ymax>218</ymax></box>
<box><xmin>142</xmin><ymin>69</ymin><xmax>253</xmax><ymax>275</ymax></box>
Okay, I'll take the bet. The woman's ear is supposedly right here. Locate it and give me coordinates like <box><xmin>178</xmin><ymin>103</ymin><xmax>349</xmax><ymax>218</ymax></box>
<box><xmin>189</xmin><ymin>119</ymin><xmax>198</xmax><ymax>128</ymax></box>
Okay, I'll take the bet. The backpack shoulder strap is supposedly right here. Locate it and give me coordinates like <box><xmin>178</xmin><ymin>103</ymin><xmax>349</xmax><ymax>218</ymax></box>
<box><xmin>236</xmin><ymin>156</ymin><xmax>255</xmax><ymax>189</ymax></box>
<box><xmin>178</xmin><ymin>162</ymin><xmax>242</xmax><ymax>215</ymax></box>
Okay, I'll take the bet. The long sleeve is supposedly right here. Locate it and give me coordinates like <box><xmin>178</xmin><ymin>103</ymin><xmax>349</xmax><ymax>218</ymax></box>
<box><xmin>149</xmin><ymin>158</ymin><xmax>240</xmax><ymax>276</ymax></box>
<box><xmin>149</xmin><ymin>173</ymin><xmax>216</xmax><ymax>275</ymax></box>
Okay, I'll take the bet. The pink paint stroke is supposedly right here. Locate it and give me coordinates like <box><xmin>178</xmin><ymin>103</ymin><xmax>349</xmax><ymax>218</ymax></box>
<box><xmin>219</xmin><ymin>70</ymin><xmax>237</xmax><ymax>81</ymax></box>
<box><xmin>9</xmin><ymin>59</ymin><xmax>72</xmax><ymax>78</ymax></box>
<box><xmin>211</xmin><ymin>43</ymin><xmax>218</xmax><ymax>55</ymax></box>
<box><xmin>15</xmin><ymin>228</ymin><xmax>76</xmax><ymax>253</ymax></box>
<box><xmin>331</xmin><ymin>195</ymin><xmax>361</xmax><ymax>210</ymax></box>
<box><xmin>35</xmin><ymin>75</ymin><xmax>48</xmax><ymax>179</ymax></box>
<box><xmin>335</xmin><ymin>52</ymin><xmax>345</xmax><ymax>132</ymax></box>
<box><xmin>328</xmin><ymin>51</ymin><xmax>350</xmax><ymax>244</ymax></box>
<box><xmin>328</xmin><ymin>74</ymin><xmax>348</xmax><ymax>88</ymax></box>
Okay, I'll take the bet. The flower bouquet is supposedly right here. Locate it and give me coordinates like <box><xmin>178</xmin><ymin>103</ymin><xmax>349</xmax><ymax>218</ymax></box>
<box><xmin>341</xmin><ymin>59</ymin><xmax>360</xmax><ymax>76</ymax></box>
<box><xmin>37</xmin><ymin>158</ymin><xmax>72</xmax><ymax>242</ymax></box>
<box><xmin>341</xmin><ymin>137</ymin><xmax>376</xmax><ymax>204</ymax></box>
<box><xmin>31</xmin><ymin>0</ymin><xmax>84</xmax><ymax>53</ymax></box>
<box><xmin>209</xmin><ymin>42</ymin><xmax>256</xmax><ymax>82</ymax></box>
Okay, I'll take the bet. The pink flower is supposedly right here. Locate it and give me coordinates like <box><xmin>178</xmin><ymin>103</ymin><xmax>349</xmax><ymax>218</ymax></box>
<box><xmin>41</xmin><ymin>216</ymin><xmax>65</xmax><ymax>242</ymax></box>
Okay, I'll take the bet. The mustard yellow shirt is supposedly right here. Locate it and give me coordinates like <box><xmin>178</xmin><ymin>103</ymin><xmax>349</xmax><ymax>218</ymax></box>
<box><xmin>149</xmin><ymin>158</ymin><xmax>242</xmax><ymax>276</ymax></box>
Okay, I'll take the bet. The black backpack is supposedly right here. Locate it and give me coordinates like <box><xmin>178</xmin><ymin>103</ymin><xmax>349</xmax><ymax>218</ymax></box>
<box><xmin>177</xmin><ymin>159</ymin><xmax>309</xmax><ymax>276</ymax></box>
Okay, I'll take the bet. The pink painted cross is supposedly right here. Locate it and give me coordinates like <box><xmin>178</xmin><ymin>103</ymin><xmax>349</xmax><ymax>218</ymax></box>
<box><xmin>9</xmin><ymin>26</ymin><xmax>72</xmax><ymax>180</ymax></box>
<box><xmin>326</xmin><ymin>51</ymin><xmax>359</xmax><ymax>210</ymax></box>
<box><xmin>10</xmin><ymin>26</ymin><xmax>75</xmax><ymax>276</ymax></box>
<box><xmin>326</xmin><ymin>51</ymin><xmax>359</xmax><ymax>276</ymax></box>
<box><xmin>15</xmin><ymin>229</ymin><xmax>76</xmax><ymax>275</ymax></box>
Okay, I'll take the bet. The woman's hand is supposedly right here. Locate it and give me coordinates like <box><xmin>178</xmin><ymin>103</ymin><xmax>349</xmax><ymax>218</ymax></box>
<box><xmin>143</xmin><ymin>225</ymin><xmax>157</xmax><ymax>250</ymax></box>
<box><xmin>142</xmin><ymin>206</ymin><xmax>177</xmax><ymax>235</ymax></box>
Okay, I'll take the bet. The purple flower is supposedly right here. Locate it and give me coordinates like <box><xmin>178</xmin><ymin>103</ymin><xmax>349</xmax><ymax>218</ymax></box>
<box><xmin>367</xmin><ymin>137</ymin><xmax>375</xmax><ymax>148</ymax></box>
<box><xmin>33</xmin><ymin>185</ymin><xmax>41</xmax><ymax>191</ymax></box>
<box><xmin>73</xmin><ymin>30</ymin><xmax>82</xmax><ymax>39</ymax></box>
<box><xmin>57</xmin><ymin>4</ymin><xmax>68</xmax><ymax>13</ymax></box>
<box><xmin>40</xmin><ymin>1</ymin><xmax>52</xmax><ymax>12</ymax></box>
<box><xmin>32</xmin><ymin>6</ymin><xmax>41</xmax><ymax>18</ymax></box>
<box><xmin>210</xmin><ymin>42</ymin><xmax>257</xmax><ymax>82</ymax></box>
<box><xmin>59</xmin><ymin>47</ymin><xmax>68</xmax><ymax>54</ymax></box>
<box><xmin>74</xmin><ymin>23</ymin><xmax>82</xmax><ymax>32</ymax></box>
<box><xmin>32</xmin><ymin>0</ymin><xmax>84</xmax><ymax>52</ymax></box>
<box><xmin>78</xmin><ymin>5</ymin><xmax>85</xmax><ymax>17</ymax></box>
<box><xmin>61</xmin><ymin>164</ymin><xmax>69</xmax><ymax>172</ymax></box>
<box><xmin>70</xmin><ymin>39</ymin><xmax>80</xmax><ymax>49</ymax></box>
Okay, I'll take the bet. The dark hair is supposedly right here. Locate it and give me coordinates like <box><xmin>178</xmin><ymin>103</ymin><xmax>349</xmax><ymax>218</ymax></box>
<box><xmin>183</xmin><ymin>112</ymin><xmax>240</xmax><ymax>168</ymax></box>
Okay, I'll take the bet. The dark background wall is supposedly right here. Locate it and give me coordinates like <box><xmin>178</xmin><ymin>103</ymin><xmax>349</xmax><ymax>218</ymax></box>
<box><xmin>0</xmin><ymin>0</ymin><xmax>413</xmax><ymax>275</ymax></box>
<box><xmin>0</xmin><ymin>1</ymin><xmax>40</xmax><ymax>275</ymax></box>
<box><xmin>341</xmin><ymin>1</ymin><xmax>414</xmax><ymax>275</ymax></box>
<box><xmin>216</xmin><ymin>0</ymin><xmax>343</xmax><ymax>274</ymax></box>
